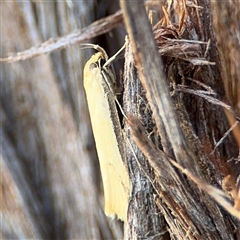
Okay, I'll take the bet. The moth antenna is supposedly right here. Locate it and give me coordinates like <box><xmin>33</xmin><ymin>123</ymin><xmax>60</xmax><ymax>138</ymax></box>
<box><xmin>104</xmin><ymin>42</ymin><xmax>126</xmax><ymax>67</ymax></box>
<box><xmin>80</xmin><ymin>43</ymin><xmax>108</xmax><ymax>60</ymax></box>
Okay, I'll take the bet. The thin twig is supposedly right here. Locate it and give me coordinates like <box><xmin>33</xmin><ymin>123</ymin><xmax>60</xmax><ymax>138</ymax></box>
<box><xmin>0</xmin><ymin>10</ymin><xmax>123</xmax><ymax>63</ymax></box>
<box><xmin>210</xmin><ymin>121</ymin><xmax>239</xmax><ymax>154</ymax></box>
<box><xmin>170</xmin><ymin>159</ymin><xmax>240</xmax><ymax>220</ymax></box>
<box><xmin>176</xmin><ymin>85</ymin><xmax>240</xmax><ymax>121</ymax></box>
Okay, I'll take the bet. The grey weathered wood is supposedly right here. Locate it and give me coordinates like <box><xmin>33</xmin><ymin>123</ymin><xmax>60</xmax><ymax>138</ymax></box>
<box><xmin>0</xmin><ymin>1</ymin><xmax>116</xmax><ymax>239</ymax></box>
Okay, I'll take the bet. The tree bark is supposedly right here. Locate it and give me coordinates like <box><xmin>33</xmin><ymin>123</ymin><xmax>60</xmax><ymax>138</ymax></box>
<box><xmin>121</xmin><ymin>0</ymin><xmax>240</xmax><ymax>239</ymax></box>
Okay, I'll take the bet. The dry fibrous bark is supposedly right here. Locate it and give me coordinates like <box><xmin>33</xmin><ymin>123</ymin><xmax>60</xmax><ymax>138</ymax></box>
<box><xmin>121</xmin><ymin>0</ymin><xmax>240</xmax><ymax>239</ymax></box>
<box><xmin>123</xmin><ymin>43</ymin><xmax>169</xmax><ymax>239</ymax></box>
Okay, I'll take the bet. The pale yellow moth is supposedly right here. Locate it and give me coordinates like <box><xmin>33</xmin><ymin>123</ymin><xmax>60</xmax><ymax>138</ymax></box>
<box><xmin>83</xmin><ymin>45</ymin><xmax>130</xmax><ymax>221</ymax></box>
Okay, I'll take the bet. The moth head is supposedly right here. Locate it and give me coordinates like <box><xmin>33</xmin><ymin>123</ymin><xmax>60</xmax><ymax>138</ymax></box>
<box><xmin>83</xmin><ymin>52</ymin><xmax>104</xmax><ymax>80</ymax></box>
<box><xmin>83</xmin><ymin>46</ymin><xmax>117</xmax><ymax>89</ymax></box>
<box><xmin>88</xmin><ymin>54</ymin><xmax>106</xmax><ymax>71</ymax></box>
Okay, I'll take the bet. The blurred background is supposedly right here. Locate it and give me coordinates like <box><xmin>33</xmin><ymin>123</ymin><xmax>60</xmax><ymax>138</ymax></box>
<box><xmin>1</xmin><ymin>1</ymin><xmax>126</xmax><ymax>239</ymax></box>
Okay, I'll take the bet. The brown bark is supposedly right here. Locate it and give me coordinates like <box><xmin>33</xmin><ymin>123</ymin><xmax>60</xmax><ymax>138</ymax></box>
<box><xmin>211</xmin><ymin>1</ymin><xmax>240</xmax><ymax>116</ymax></box>
<box><xmin>121</xmin><ymin>0</ymin><xmax>240</xmax><ymax>239</ymax></box>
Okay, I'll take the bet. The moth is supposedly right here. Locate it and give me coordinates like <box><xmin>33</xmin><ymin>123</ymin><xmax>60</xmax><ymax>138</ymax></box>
<box><xmin>83</xmin><ymin>44</ymin><xmax>130</xmax><ymax>221</ymax></box>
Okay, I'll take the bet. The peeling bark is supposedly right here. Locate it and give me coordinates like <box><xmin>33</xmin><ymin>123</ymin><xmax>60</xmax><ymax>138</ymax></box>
<box><xmin>121</xmin><ymin>0</ymin><xmax>240</xmax><ymax>239</ymax></box>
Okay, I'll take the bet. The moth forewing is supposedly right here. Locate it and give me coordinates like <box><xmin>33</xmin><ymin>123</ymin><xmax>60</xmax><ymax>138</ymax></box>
<box><xmin>83</xmin><ymin>51</ymin><xmax>130</xmax><ymax>221</ymax></box>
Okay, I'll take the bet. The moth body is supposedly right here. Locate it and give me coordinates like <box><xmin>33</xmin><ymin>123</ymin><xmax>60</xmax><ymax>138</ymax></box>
<box><xmin>83</xmin><ymin>51</ymin><xmax>130</xmax><ymax>221</ymax></box>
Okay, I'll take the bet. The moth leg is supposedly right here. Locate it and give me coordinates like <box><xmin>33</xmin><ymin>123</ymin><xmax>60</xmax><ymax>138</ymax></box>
<box><xmin>101</xmin><ymin>70</ymin><xmax>128</xmax><ymax>119</ymax></box>
<box><xmin>103</xmin><ymin>39</ymin><xmax>127</xmax><ymax>68</ymax></box>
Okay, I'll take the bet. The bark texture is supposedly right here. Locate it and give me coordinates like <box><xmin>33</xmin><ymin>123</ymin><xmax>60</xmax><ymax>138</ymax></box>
<box><xmin>121</xmin><ymin>0</ymin><xmax>240</xmax><ymax>239</ymax></box>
